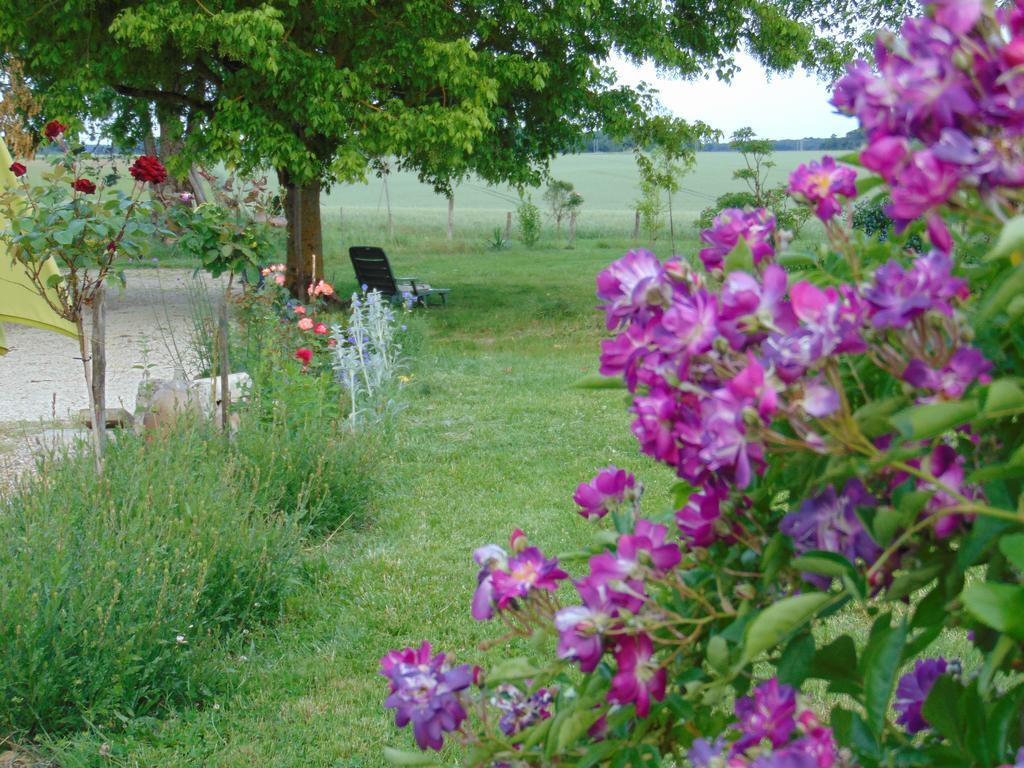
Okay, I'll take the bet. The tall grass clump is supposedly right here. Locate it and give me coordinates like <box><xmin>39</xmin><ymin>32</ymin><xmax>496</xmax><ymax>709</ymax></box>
<box><xmin>0</xmin><ymin>423</ymin><xmax>303</xmax><ymax>736</ymax></box>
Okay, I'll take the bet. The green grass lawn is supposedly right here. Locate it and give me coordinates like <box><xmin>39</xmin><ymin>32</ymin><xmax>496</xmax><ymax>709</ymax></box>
<box><xmin>46</xmin><ymin>239</ymin><xmax>682</xmax><ymax>767</ymax></box>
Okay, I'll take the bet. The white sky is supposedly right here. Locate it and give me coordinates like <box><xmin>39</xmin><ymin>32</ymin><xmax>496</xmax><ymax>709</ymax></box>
<box><xmin>613</xmin><ymin>53</ymin><xmax>857</xmax><ymax>141</ymax></box>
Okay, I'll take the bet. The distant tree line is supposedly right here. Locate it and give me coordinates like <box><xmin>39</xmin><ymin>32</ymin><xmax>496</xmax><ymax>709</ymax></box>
<box><xmin>580</xmin><ymin>128</ymin><xmax>865</xmax><ymax>153</ymax></box>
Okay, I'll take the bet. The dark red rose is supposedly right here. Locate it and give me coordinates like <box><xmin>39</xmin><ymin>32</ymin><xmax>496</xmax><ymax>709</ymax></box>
<box><xmin>44</xmin><ymin>120</ymin><xmax>67</xmax><ymax>139</ymax></box>
<box><xmin>72</xmin><ymin>178</ymin><xmax>97</xmax><ymax>194</ymax></box>
<box><xmin>129</xmin><ymin>155</ymin><xmax>168</xmax><ymax>185</ymax></box>
<box><xmin>9</xmin><ymin>162</ymin><xmax>27</xmax><ymax>177</ymax></box>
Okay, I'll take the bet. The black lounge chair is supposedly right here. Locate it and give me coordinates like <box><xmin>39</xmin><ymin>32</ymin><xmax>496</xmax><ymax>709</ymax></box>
<box><xmin>348</xmin><ymin>246</ymin><xmax>450</xmax><ymax>306</ymax></box>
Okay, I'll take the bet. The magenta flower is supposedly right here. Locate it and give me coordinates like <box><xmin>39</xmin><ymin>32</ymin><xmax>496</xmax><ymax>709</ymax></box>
<box><xmin>597</xmin><ymin>249</ymin><xmax>672</xmax><ymax>329</ymax></box>
<box><xmin>716</xmin><ymin>266</ymin><xmax>794</xmax><ymax>351</ymax></box>
<box><xmin>609</xmin><ymin>634</ymin><xmax>666</xmax><ymax>717</ymax></box>
<box><xmin>732</xmin><ymin>678</ymin><xmax>798</xmax><ymax>752</ymax></box>
<box><xmin>860</xmin><ymin>136</ymin><xmax>910</xmax><ymax>183</ymax></box>
<box><xmin>491</xmin><ymin>547</ymin><xmax>568</xmax><ymax>609</ymax></box>
<box><xmin>886</xmin><ymin>150</ymin><xmax>961</xmax><ymax>227</ymax></box>
<box><xmin>617</xmin><ymin>519</ymin><xmax>681</xmax><ymax>572</ymax></box>
<box><xmin>631</xmin><ymin>388</ymin><xmax>686</xmax><ymax>468</ymax></box>
<box><xmin>699</xmin><ymin>208</ymin><xmax>777</xmax><ymax>271</ymax></box>
<box><xmin>653</xmin><ymin>289</ymin><xmax>718</xmax><ymax>361</ymax></box>
<box><xmin>676</xmin><ymin>483</ymin><xmax>729</xmax><ymax>548</ymax></box>
<box><xmin>382</xmin><ymin>644</ymin><xmax>473</xmax><ymax>751</ymax></box>
<box><xmin>698</xmin><ymin>391</ymin><xmax>765</xmax><ymax>488</ymax></box>
<box><xmin>471</xmin><ymin>544</ymin><xmax>508</xmax><ymax>621</ymax></box>
<box><xmin>788</xmin><ymin>156</ymin><xmax>858</xmax><ymax>221</ymax></box>
<box><xmin>931</xmin><ymin>0</ymin><xmax>982</xmax><ymax>34</ymax></box>
<box><xmin>727</xmin><ymin>355</ymin><xmax>779</xmax><ymax>420</ymax></box>
<box><xmin>894</xmin><ymin>657</ymin><xmax>953</xmax><ymax>733</ymax></box>
<box><xmin>555</xmin><ymin>580</ymin><xmax>617</xmax><ymax>672</ymax></box>
<box><xmin>574</xmin><ymin>466</ymin><xmax>638</xmax><ymax>519</ymax></box>
<box><xmin>599</xmin><ymin>321</ymin><xmax>656</xmax><ymax>392</ymax></box>
<box><xmin>780</xmin><ymin>481</ymin><xmax>880</xmax><ymax>589</ymax></box>
<box><xmin>918</xmin><ymin>445</ymin><xmax>978</xmax><ymax>538</ymax></box>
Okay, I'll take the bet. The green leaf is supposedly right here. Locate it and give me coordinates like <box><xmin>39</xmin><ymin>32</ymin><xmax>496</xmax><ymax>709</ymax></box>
<box><xmin>889</xmin><ymin>400</ymin><xmax>979</xmax><ymax>440</ymax></box>
<box><xmin>961</xmin><ymin>582</ymin><xmax>1024</xmax><ymax>640</ymax></box>
<box><xmin>859</xmin><ymin>613</ymin><xmax>907</xmax><ymax>737</ymax></box>
<box><xmin>741</xmin><ymin>592</ymin><xmax>831</xmax><ymax>664</ymax></box>
<box><xmin>809</xmin><ymin>635</ymin><xmax>860</xmax><ymax>695</ymax></box>
<box><xmin>724</xmin><ymin>235</ymin><xmax>754</xmax><ymax>273</ymax></box>
<box><xmin>792</xmin><ymin>550</ymin><xmax>857</xmax><ymax>579</ymax></box>
<box><xmin>999</xmin><ymin>533</ymin><xmax>1024</xmax><ymax>572</ymax></box>
<box><xmin>572</xmin><ymin>374</ymin><xmax>626</xmax><ymax>390</ymax></box>
<box><xmin>921</xmin><ymin>674</ymin><xmax>964</xmax><ymax>752</ymax></box>
<box><xmin>957</xmin><ymin>516</ymin><xmax>1015</xmax><ymax>572</ymax></box>
<box><xmin>977</xmin><ymin>262</ymin><xmax>1024</xmax><ymax>324</ymax></box>
<box><xmin>985</xmin><ymin>215</ymin><xmax>1024</xmax><ymax>261</ymax></box>
<box><xmin>382</xmin><ymin>748</ymin><xmax>443</xmax><ymax>766</ymax></box>
<box><xmin>777</xmin><ymin>632</ymin><xmax>815</xmax><ymax>687</ymax></box>
<box><xmin>487</xmin><ymin>657</ymin><xmax>541</xmax><ymax>683</ymax></box>
<box><xmin>706</xmin><ymin>634</ymin><xmax>730</xmax><ymax>674</ymax></box>
<box><xmin>983</xmin><ymin>378</ymin><xmax>1024</xmax><ymax>417</ymax></box>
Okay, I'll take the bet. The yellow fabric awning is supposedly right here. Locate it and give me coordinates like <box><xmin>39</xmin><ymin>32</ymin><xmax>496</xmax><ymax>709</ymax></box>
<box><xmin>0</xmin><ymin>140</ymin><xmax>77</xmax><ymax>355</ymax></box>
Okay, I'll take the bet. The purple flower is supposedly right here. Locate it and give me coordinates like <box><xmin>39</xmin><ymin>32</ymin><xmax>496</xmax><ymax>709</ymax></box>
<box><xmin>609</xmin><ymin>633</ymin><xmax>666</xmax><ymax>718</ymax></box>
<box><xmin>597</xmin><ymin>249</ymin><xmax>672</xmax><ymax>329</ymax></box>
<box><xmin>618</xmin><ymin>519</ymin><xmax>682</xmax><ymax>572</ymax></box>
<box><xmin>688</xmin><ymin>736</ymin><xmax>726</xmax><ymax>767</ymax></box>
<box><xmin>599</xmin><ymin>321</ymin><xmax>656</xmax><ymax>391</ymax></box>
<box><xmin>653</xmin><ymin>289</ymin><xmax>719</xmax><ymax>361</ymax></box>
<box><xmin>788</xmin><ymin>156</ymin><xmax>858</xmax><ymax>221</ymax></box>
<box><xmin>631</xmin><ymin>388</ymin><xmax>687</xmax><ymax>469</ymax></box>
<box><xmin>865</xmin><ymin>250</ymin><xmax>968</xmax><ymax>328</ymax></box>
<box><xmin>1000</xmin><ymin>747</ymin><xmax>1024</xmax><ymax>768</ymax></box>
<box><xmin>894</xmin><ymin>657</ymin><xmax>952</xmax><ymax>733</ymax></box>
<box><xmin>903</xmin><ymin>346</ymin><xmax>992</xmax><ymax>400</ymax></box>
<box><xmin>491</xmin><ymin>547</ymin><xmax>568</xmax><ymax>609</ymax></box>
<box><xmin>471</xmin><ymin>544</ymin><xmax>507</xmax><ymax>621</ymax></box>
<box><xmin>573</xmin><ymin>466</ymin><xmax>638</xmax><ymax>519</ymax></box>
<box><xmin>490</xmin><ymin>684</ymin><xmax>553</xmax><ymax>737</ymax></box>
<box><xmin>749</xmin><ymin>752</ymin><xmax>819</xmax><ymax>768</ymax></box>
<box><xmin>382</xmin><ymin>643</ymin><xmax>473</xmax><ymax>751</ymax></box>
<box><xmin>555</xmin><ymin>580</ymin><xmax>617</xmax><ymax>672</ymax></box>
<box><xmin>698</xmin><ymin>391</ymin><xmax>765</xmax><ymax>488</ymax></box>
<box><xmin>728</xmin><ymin>355</ymin><xmax>779</xmax><ymax>420</ymax></box>
<box><xmin>732</xmin><ymin>679</ymin><xmax>798</xmax><ymax>752</ymax></box>
<box><xmin>699</xmin><ymin>208</ymin><xmax>777</xmax><ymax>271</ymax></box>
<box><xmin>861</xmin><ymin>136</ymin><xmax>911</xmax><ymax>183</ymax></box>
<box><xmin>799</xmin><ymin>379</ymin><xmax>840</xmax><ymax>418</ymax></box>
<box><xmin>781</xmin><ymin>481</ymin><xmax>881</xmax><ymax>589</ymax></box>
<box><xmin>930</xmin><ymin>0</ymin><xmax>982</xmax><ymax>34</ymax></box>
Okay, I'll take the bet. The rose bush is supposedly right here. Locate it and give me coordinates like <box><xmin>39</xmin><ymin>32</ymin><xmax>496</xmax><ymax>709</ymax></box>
<box><xmin>379</xmin><ymin>2</ymin><xmax>1024</xmax><ymax>766</ymax></box>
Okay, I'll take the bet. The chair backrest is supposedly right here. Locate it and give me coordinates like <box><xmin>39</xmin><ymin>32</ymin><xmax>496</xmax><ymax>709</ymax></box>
<box><xmin>349</xmin><ymin>246</ymin><xmax>399</xmax><ymax>296</ymax></box>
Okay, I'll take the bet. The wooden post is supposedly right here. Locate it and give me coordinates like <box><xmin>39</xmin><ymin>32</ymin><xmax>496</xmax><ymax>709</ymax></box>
<box><xmin>447</xmin><ymin>194</ymin><xmax>454</xmax><ymax>242</ymax></box>
<box><xmin>218</xmin><ymin>298</ymin><xmax>230</xmax><ymax>433</ymax></box>
<box><xmin>383</xmin><ymin>173</ymin><xmax>394</xmax><ymax>241</ymax></box>
<box><xmin>339</xmin><ymin>206</ymin><xmax>344</xmax><ymax>233</ymax></box>
<box><xmin>91</xmin><ymin>287</ymin><xmax>107</xmax><ymax>452</ymax></box>
<box><xmin>568</xmin><ymin>211</ymin><xmax>577</xmax><ymax>249</ymax></box>
<box><xmin>505</xmin><ymin>211</ymin><xmax>513</xmax><ymax>241</ymax></box>
<box><xmin>633</xmin><ymin>210</ymin><xmax>641</xmax><ymax>239</ymax></box>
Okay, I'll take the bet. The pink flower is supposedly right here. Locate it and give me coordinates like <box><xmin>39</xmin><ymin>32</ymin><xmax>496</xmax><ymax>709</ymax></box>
<box><xmin>293</xmin><ymin>305</ymin><xmax>307</xmax><ymax>315</ymax></box>
<box><xmin>609</xmin><ymin>634</ymin><xmax>666</xmax><ymax>718</ymax></box>
<box><xmin>274</xmin><ymin>274</ymin><xmax>286</xmax><ymax>286</ymax></box>
<box><xmin>313</xmin><ymin>322</ymin><xmax>329</xmax><ymax>335</ymax></box>
<box><xmin>298</xmin><ymin>317</ymin><xmax>314</xmax><ymax>331</ymax></box>
<box><xmin>788</xmin><ymin>156</ymin><xmax>858</xmax><ymax>221</ymax></box>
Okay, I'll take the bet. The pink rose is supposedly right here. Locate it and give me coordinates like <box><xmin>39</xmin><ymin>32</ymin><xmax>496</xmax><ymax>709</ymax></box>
<box><xmin>314</xmin><ymin>322</ymin><xmax>328</xmax><ymax>335</ymax></box>
<box><xmin>298</xmin><ymin>317</ymin><xmax>314</xmax><ymax>331</ymax></box>
<box><xmin>274</xmin><ymin>274</ymin><xmax>285</xmax><ymax>286</ymax></box>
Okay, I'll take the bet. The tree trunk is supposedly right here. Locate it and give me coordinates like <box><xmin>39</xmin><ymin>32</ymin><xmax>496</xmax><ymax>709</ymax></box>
<box><xmin>447</xmin><ymin>194</ymin><xmax>454</xmax><ymax>242</ymax></box>
<box><xmin>279</xmin><ymin>169</ymin><xmax>323</xmax><ymax>300</ymax></box>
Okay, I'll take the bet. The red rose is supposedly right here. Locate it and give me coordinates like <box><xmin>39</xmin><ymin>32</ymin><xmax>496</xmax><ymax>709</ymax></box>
<box><xmin>313</xmin><ymin>322</ymin><xmax>328</xmax><ymax>335</ymax></box>
<box><xmin>72</xmin><ymin>178</ymin><xmax>97</xmax><ymax>194</ymax></box>
<box><xmin>9</xmin><ymin>162</ymin><xmax>26</xmax><ymax>177</ymax></box>
<box><xmin>294</xmin><ymin>347</ymin><xmax>313</xmax><ymax>366</ymax></box>
<box><xmin>44</xmin><ymin>120</ymin><xmax>67</xmax><ymax>139</ymax></box>
<box><xmin>129</xmin><ymin>155</ymin><xmax>168</xmax><ymax>185</ymax></box>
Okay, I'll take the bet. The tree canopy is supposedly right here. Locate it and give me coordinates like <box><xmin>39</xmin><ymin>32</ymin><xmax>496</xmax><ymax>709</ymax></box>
<box><xmin>0</xmin><ymin>0</ymin><xmax>896</xmax><ymax>292</ymax></box>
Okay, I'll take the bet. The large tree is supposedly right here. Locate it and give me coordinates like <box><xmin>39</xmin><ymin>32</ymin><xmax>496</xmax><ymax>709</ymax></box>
<box><xmin>0</xmin><ymin>0</ymin><xmax>897</xmax><ymax>295</ymax></box>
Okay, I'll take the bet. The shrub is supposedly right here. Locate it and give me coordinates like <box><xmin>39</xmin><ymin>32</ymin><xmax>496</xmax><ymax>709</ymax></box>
<box><xmin>516</xmin><ymin>197</ymin><xmax>542</xmax><ymax>247</ymax></box>
<box><xmin>852</xmin><ymin>195</ymin><xmax>924</xmax><ymax>251</ymax></box>
<box><xmin>0</xmin><ymin>424</ymin><xmax>303</xmax><ymax>735</ymax></box>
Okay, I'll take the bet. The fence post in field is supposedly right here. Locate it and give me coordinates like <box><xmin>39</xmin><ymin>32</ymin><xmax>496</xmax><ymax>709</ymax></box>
<box><xmin>447</xmin><ymin>194</ymin><xmax>454</xmax><ymax>242</ymax></box>
<box><xmin>383</xmin><ymin>173</ymin><xmax>394</xmax><ymax>241</ymax></box>
<box><xmin>568</xmin><ymin>211</ymin><xmax>577</xmax><ymax>248</ymax></box>
<box><xmin>218</xmin><ymin>298</ymin><xmax>231</xmax><ymax>433</ymax></box>
<box><xmin>633</xmin><ymin>210</ymin><xmax>641</xmax><ymax>239</ymax></box>
<box><xmin>339</xmin><ymin>206</ymin><xmax>343</xmax><ymax>235</ymax></box>
<box><xmin>505</xmin><ymin>211</ymin><xmax>513</xmax><ymax>242</ymax></box>
<box><xmin>90</xmin><ymin>286</ymin><xmax>107</xmax><ymax>453</ymax></box>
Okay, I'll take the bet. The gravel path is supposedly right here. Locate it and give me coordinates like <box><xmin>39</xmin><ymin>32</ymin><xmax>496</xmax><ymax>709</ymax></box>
<box><xmin>0</xmin><ymin>269</ymin><xmax>228</xmax><ymax>490</ymax></box>
<box><xmin>1</xmin><ymin>269</ymin><xmax>228</xmax><ymax>423</ymax></box>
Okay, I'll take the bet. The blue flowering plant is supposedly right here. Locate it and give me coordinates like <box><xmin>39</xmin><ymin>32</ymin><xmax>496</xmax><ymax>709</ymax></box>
<box><xmin>380</xmin><ymin>1</ymin><xmax>1024</xmax><ymax>765</ymax></box>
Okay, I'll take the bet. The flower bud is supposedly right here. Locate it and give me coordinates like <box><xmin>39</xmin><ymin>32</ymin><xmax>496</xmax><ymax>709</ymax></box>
<box><xmin>734</xmin><ymin>582</ymin><xmax>757</xmax><ymax>601</ymax></box>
